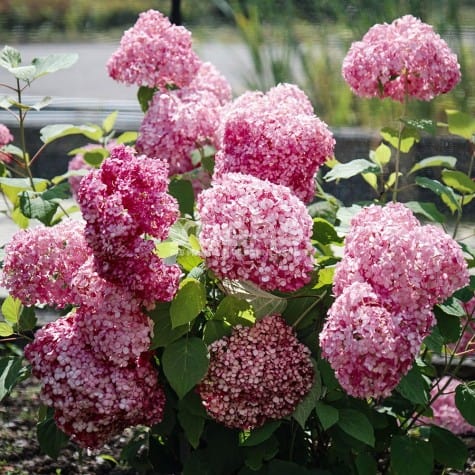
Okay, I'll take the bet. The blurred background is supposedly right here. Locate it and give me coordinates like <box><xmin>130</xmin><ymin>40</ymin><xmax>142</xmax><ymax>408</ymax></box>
<box><xmin>0</xmin><ymin>0</ymin><xmax>474</xmax><ymax>128</ymax></box>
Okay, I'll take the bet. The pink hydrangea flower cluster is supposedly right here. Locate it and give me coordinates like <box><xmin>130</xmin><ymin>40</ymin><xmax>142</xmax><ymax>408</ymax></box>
<box><xmin>0</xmin><ymin>123</ymin><xmax>13</xmax><ymax>147</ymax></box>
<box><xmin>136</xmin><ymin>62</ymin><xmax>232</xmax><ymax>176</ymax></box>
<box><xmin>320</xmin><ymin>203</ymin><xmax>469</xmax><ymax>398</ymax></box>
<box><xmin>419</xmin><ymin>377</ymin><xmax>474</xmax><ymax>435</ymax></box>
<box><xmin>77</xmin><ymin>144</ymin><xmax>181</xmax><ymax>303</ymax></box>
<box><xmin>213</xmin><ymin>83</ymin><xmax>335</xmax><ymax>203</ymax></box>
<box><xmin>25</xmin><ymin>314</ymin><xmax>165</xmax><ymax>448</ymax></box>
<box><xmin>1</xmin><ymin>219</ymin><xmax>90</xmax><ymax>308</ymax></box>
<box><xmin>342</xmin><ymin>15</ymin><xmax>461</xmax><ymax>101</ymax></box>
<box><xmin>67</xmin><ymin>141</ymin><xmax>116</xmax><ymax>200</ymax></box>
<box><xmin>107</xmin><ymin>9</ymin><xmax>200</xmax><ymax>89</ymax></box>
<box><xmin>197</xmin><ymin>173</ymin><xmax>315</xmax><ymax>292</ymax></box>
<box><xmin>198</xmin><ymin>315</ymin><xmax>314</xmax><ymax>430</ymax></box>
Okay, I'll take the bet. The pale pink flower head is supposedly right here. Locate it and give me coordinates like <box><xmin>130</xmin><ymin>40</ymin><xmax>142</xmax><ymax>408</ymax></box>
<box><xmin>107</xmin><ymin>9</ymin><xmax>201</xmax><ymax>89</ymax></box>
<box><xmin>213</xmin><ymin>83</ymin><xmax>335</xmax><ymax>203</ymax></box>
<box><xmin>320</xmin><ymin>282</ymin><xmax>422</xmax><ymax>399</ymax></box>
<box><xmin>197</xmin><ymin>173</ymin><xmax>315</xmax><ymax>292</ymax></box>
<box><xmin>342</xmin><ymin>15</ymin><xmax>461</xmax><ymax>101</ymax></box>
<box><xmin>334</xmin><ymin>203</ymin><xmax>469</xmax><ymax>319</ymax></box>
<box><xmin>0</xmin><ymin>123</ymin><xmax>13</xmax><ymax>147</ymax></box>
<box><xmin>24</xmin><ymin>314</ymin><xmax>166</xmax><ymax>449</ymax></box>
<box><xmin>419</xmin><ymin>377</ymin><xmax>474</xmax><ymax>435</ymax></box>
<box><xmin>198</xmin><ymin>315</ymin><xmax>314</xmax><ymax>430</ymax></box>
<box><xmin>67</xmin><ymin>141</ymin><xmax>116</xmax><ymax>200</ymax></box>
<box><xmin>1</xmin><ymin>219</ymin><xmax>90</xmax><ymax>308</ymax></box>
<box><xmin>136</xmin><ymin>62</ymin><xmax>232</xmax><ymax>176</ymax></box>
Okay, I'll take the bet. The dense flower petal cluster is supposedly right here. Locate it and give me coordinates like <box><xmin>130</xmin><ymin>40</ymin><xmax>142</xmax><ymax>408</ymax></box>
<box><xmin>24</xmin><ymin>314</ymin><xmax>165</xmax><ymax>448</ymax></box>
<box><xmin>1</xmin><ymin>219</ymin><xmax>89</xmax><ymax>307</ymax></box>
<box><xmin>77</xmin><ymin>144</ymin><xmax>181</xmax><ymax>303</ymax></box>
<box><xmin>320</xmin><ymin>203</ymin><xmax>469</xmax><ymax>399</ymax></box>
<box><xmin>197</xmin><ymin>173</ymin><xmax>315</xmax><ymax>292</ymax></box>
<box><xmin>319</xmin><ymin>282</ymin><xmax>423</xmax><ymax>398</ymax></box>
<box><xmin>342</xmin><ymin>15</ymin><xmax>461</xmax><ymax>101</ymax></box>
<box><xmin>67</xmin><ymin>141</ymin><xmax>116</xmax><ymax>199</ymax></box>
<box><xmin>198</xmin><ymin>315</ymin><xmax>314</xmax><ymax>429</ymax></box>
<box><xmin>213</xmin><ymin>83</ymin><xmax>335</xmax><ymax>203</ymax></box>
<box><xmin>107</xmin><ymin>9</ymin><xmax>200</xmax><ymax>89</ymax></box>
<box><xmin>136</xmin><ymin>62</ymin><xmax>232</xmax><ymax>176</ymax></box>
<box><xmin>0</xmin><ymin>123</ymin><xmax>13</xmax><ymax>146</ymax></box>
<box><xmin>419</xmin><ymin>377</ymin><xmax>475</xmax><ymax>435</ymax></box>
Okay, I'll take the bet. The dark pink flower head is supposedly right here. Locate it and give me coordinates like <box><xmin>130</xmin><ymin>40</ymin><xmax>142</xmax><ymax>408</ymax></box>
<box><xmin>107</xmin><ymin>9</ymin><xmax>201</xmax><ymax>89</ymax></box>
<box><xmin>320</xmin><ymin>282</ymin><xmax>424</xmax><ymax>399</ymax></box>
<box><xmin>0</xmin><ymin>123</ymin><xmax>13</xmax><ymax>147</ymax></box>
<box><xmin>24</xmin><ymin>314</ymin><xmax>165</xmax><ymax>449</ymax></box>
<box><xmin>197</xmin><ymin>173</ymin><xmax>315</xmax><ymax>292</ymax></box>
<box><xmin>334</xmin><ymin>203</ymin><xmax>469</xmax><ymax>318</ymax></box>
<box><xmin>77</xmin><ymin>144</ymin><xmax>179</xmax><ymax>258</ymax></box>
<box><xmin>213</xmin><ymin>83</ymin><xmax>335</xmax><ymax>203</ymax></box>
<box><xmin>67</xmin><ymin>141</ymin><xmax>116</xmax><ymax>200</ymax></box>
<box><xmin>342</xmin><ymin>15</ymin><xmax>461</xmax><ymax>101</ymax></box>
<box><xmin>419</xmin><ymin>377</ymin><xmax>475</xmax><ymax>435</ymax></box>
<box><xmin>136</xmin><ymin>63</ymin><xmax>231</xmax><ymax>176</ymax></box>
<box><xmin>198</xmin><ymin>315</ymin><xmax>314</xmax><ymax>430</ymax></box>
<box><xmin>1</xmin><ymin>219</ymin><xmax>90</xmax><ymax>308</ymax></box>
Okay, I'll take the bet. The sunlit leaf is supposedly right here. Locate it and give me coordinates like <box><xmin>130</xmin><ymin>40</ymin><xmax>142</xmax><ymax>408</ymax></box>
<box><xmin>404</xmin><ymin>201</ymin><xmax>445</xmax><ymax>223</ymax></box>
<box><xmin>102</xmin><ymin>110</ymin><xmax>118</xmax><ymax>133</ymax></box>
<box><xmin>40</xmin><ymin>124</ymin><xmax>103</xmax><ymax>144</ymax></box>
<box><xmin>1</xmin><ymin>295</ymin><xmax>22</xmax><ymax>325</ymax></box>
<box><xmin>370</xmin><ymin>143</ymin><xmax>391</xmax><ymax>166</ymax></box>
<box><xmin>381</xmin><ymin>126</ymin><xmax>420</xmax><ymax>153</ymax></box>
<box><xmin>170</xmin><ymin>280</ymin><xmax>206</xmax><ymax>328</ymax></box>
<box><xmin>446</xmin><ymin>109</ymin><xmax>475</xmax><ymax>140</ymax></box>
<box><xmin>415</xmin><ymin>177</ymin><xmax>461</xmax><ymax>214</ymax></box>
<box><xmin>31</xmin><ymin>53</ymin><xmax>78</xmax><ymax>79</ymax></box>
<box><xmin>441</xmin><ymin>169</ymin><xmax>475</xmax><ymax>194</ymax></box>
<box><xmin>324</xmin><ymin>159</ymin><xmax>379</xmax><ymax>181</ymax></box>
<box><xmin>408</xmin><ymin>155</ymin><xmax>457</xmax><ymax>175</ymax></box>
<box><xmin>115</xmin><ymin>131</ymin><xmax>138</xmax><ymax>144</ymax></box>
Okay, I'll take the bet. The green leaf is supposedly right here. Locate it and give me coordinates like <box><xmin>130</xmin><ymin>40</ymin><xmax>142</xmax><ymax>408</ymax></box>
<box><xmin>403</xmin><ymin>119</ymin><xmax>438</xmax><ymax>135</ymax></box>
<box><xmin>0</xmin><ymin>45</ymin><xmax>21</xmax><ymax>69</ymax></box>
<box><xmin>115</xmin><ymin>131</ymin><xmax>138</xmax><ymax>144</ymax></box>
<box><xmin>18</xmin><ymin>306</ymin><xmax>37</xmax><ymax>332</ymax></box>
<box><xmin>244</xmin><ymin>436</ymin><xmax>279</xmax><ymax>471</ymax></box>
<box><xmin>324</xmin><ymin>159</ymin><xmax>379</xmax><ymax>182</ymax></box>
<box><xmin>408</xmin><ymin>155</ymin><xmax>457</xmax><ymax>175</ymax></box>
<box><xmin>137</xmin><ymin>86</ymin><xmax>156</xmax><ymax>112</ymax></box>
<box><xmin>429</xmin><ymin>426</ymin><xmax>468</xmax><ymax>470</ymax></box>
<box><xmin>30</xmin><ymin>96</ymin><xmax>53</xmax><ymax>111</ymax></box>
<box><xmin>266</xmin><ymin>459</ymin><xmax>314</xmax><ymax>475</ymax></box>
<box><xmin>40</xmin><ymin>124</ymin><xmax>102</xmax><ymax>144</ymax></box>
<box><xmin>162</xmin><ymin>337</ymin><xmax>209</xmax><ymax>399</ymax></box>
<box><xmin>31</xmin><ymin>53</ymin><xmax>78</xmax><ymax>79</ymax></box>
<box><xmin>169</xmin><ymin>178</ymin><xmax>195</xmax><ymax>217</ymax></box>
<box><xmin>423</xmin><ymin>326</ymin><xmax>445</xmax><ymax>353</ymax></box>
<box><xmin>370</xmin><ymin>143</ymin><xmax>391</xmax><ymax>166</ymax></box>
<box><xmin>37</xmin><ymin>416</ymin><xmax>70</xmax><ymax>459</ymax></box>
<box><xmin>293</xmin><ymin>366</ymin><xmax>322</xmax><ymax>429</ymax></box>
<box><xmin>155</xmin><ymin>240</ymin><xmax>179</xmax><ymax>259</ymax></box>
<box><xmin>42</xmin><ymin>182</ymin><xmax>71</xmax><ymax>200</ymax></box>
<box><xmin>355</xmin><ymin>452</ymin><xmax>377</xmax><ymax>475</ymax></box>
<box><xmin>415</xmin><ymin>177</ymin><xmax>461</xmax><ymax>214</ymax></box>
<box><xmin>455</xmin><ymin>382</ymin><xmax>475</xmax><ymax>425</ymax></box>
<box><xmin>0</xmin><ymin>356</ymin><xmax>24</xmax><ymax>400</ymax></box>
<box><xmin>337</xmin><ymin>409</ymin><xmax>375</xmax><ymax>447</ymax></box>
<box><xmin>148</xmin><ymin>303</ymin><xmax>188</xmax><ymax>349</ymax></box>
<box><xmin>391</xmin><ymin>435</ymin><xmax>434</xmax><ymax>475</ymax></box>
<box><xmin>83</xmin><ymin>149</ymin><xmax>107</xmax><ymax>167</ymax></box>
<box><xmin>215</xmin><ymin>295</ymin><xmax>254</xmax><ymax>325</ymax></box>
<box><xmin>434</xmin><ymin>306</ymin><xmax>462</xmax><ymax>343</ymax></box>
<box><xmin>239</xmin><ymin>421</ymin><xmax>281</xmax><ymax>447</ymax></box>
<box><xmin>441</xmin><ymin>169</ymin><xmax>475</xmax><ymax>194</ymax></box>
<box><xmin>7</xmin><ymin>65</ymin><xmax>37</xmax><ymax>81</ymax></box>
<box><xmin>446</xmin><ymin>109</ymin><xmax>475</xmax><ymax>140</ymax></box>
<box><xmin>1</xmin><ymin>295</ymin><xmax>22</xmax><ymax>325</ymax></box>
<box><xmin>221</xmin><ymin>279</ymin><xmax>287</xmax><ymax>319</ymax></box>
<box><xmin>315</xmin><ymin>401</ymin><xmax>339</xmax><ymax>430</ymax></box>
<box><xmin>396</xmin><ymin>366</ymin><xmax>429</xmax><ymax>405</ymax></box>
<box><xmin>19</xmin><ymin>190</ymin><xmax>58</xmax><ymax>225</ymax></box>
<box><xmin>102</xmin><ymin>110</ymin><xmax>118</xmax><ymax>133</ymax></box>
<box><xmin>380</xmin><ymin>126</ymin><xmax>420</xmax><ymax>153</ymax></box>
<box><xmin>170</xmin><ymin>280</ymin><xmax>206</xmax><ymax>328</ymax></box>
<box><xmin>313</xmin><ymin>218</ymin><xmax>342</xmax><ymax>245</ymax></box>
<box><xmin>177</xmin><ymin>404</ymin><xmax>205</xmax><ymax>449</ymax></box>
<box><xmin>0</xmin><ymin>322</ymin><xmax>14</xmax><ymax>337</ymax></box>
<box><xmin>403</xmin><ymin>201</ymin><xmax>445</xmax><ymax>223</ymax></box>
<box><xmin>203</xmin><ymin>320</ymin><xmax>233</xmax><ymax>345</ymax></box>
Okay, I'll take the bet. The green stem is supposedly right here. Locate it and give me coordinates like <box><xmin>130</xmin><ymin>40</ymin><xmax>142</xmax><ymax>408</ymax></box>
<box><xmin>392</xmin><ymin>95</ymin><xmax>408</xmax><ymax>202</ymax></box>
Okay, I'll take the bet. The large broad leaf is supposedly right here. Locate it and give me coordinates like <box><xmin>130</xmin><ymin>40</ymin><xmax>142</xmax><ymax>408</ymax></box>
<box><xmin>446</xmin><ymin>109</ymin><xmax>475</xmax><ymax>140</ymax></box>
<box><xmin>0</xmin><ymin>45</ymin><xmax>21</xmax><ymax>69</ymax></box>
<box><xmin>221</xmin><ymin>279</ymin><xmax>287</xmax><ymax>319</ymax></box>
<box><xmin>396</xmin><ymin>365</ymin><xmax>430</xmax><ymax>405</ymax></box>
<box><xmin>315</xmin><ymin>401</ymin><xmax>339</xmax><ymax>430</ymax></box>
<box><xmin>441</xmin><ymin>169</ymin><xmax>475</xmax><ymax>194</ymax></box>
<box><xmin>415</xmin><ymin>177</ymin><xmax>461</xmax><ymax>214</ymax></box>
<box><xmin>0</xmin><ymin>356</ymin><xmax>26</xmax><ymax>401</ymax></box>
<box><xmin>370</xmin><ymin>143</ymin><xmax>391</xmax><ymax>166</ymax></box>
<box><xmin>337</xmin><ymin>409</ymin><xmax>375</xmax><ymax>447</ymax></box>
<box><xmin>31</xmin><ymin>53</ymin><xmax>78</xmax><ymax>79</ymax></box>
<box><xmin>380</xmin><ymin>126</ymin><xmax>420</xmax><ymax>153</ymax></box>
<box><xmin>429</xmin><ymin>426</ymin><xmax>468</xmax><ymax>470</ymax></box>
<box><xmin>137</xmin><ymin>86</ymin><xmax>156</xmax><ymax>112</ymax></box>
<box><xmin>19</xmin><ymin>190</ymin><xmax>58</xmax><ymax>225</ymax></box>
<box><xmin>293</xmin><ymin>364</ymin><xmax>322</xmax><ymax>429</ymax></box>
<box><xmin>403</xmin><ymin>201</ymin><xmax>445</xmax><ymax>223</ymax></box>
<box><xmin>408</xmin><ymin>155</ymin><xmax>457</xmax><ymax>175</ymax></box>
<box><xmin>148</xmin><ymin>303</ymin><xmax>189</xmax><ymax>349</ymax></box>
<box><xmin>214</xmin><ymin>295</ymin><xmax>254</xmax><ymax>326</ymax></box>
<box><xmin>162</xmin><ymin>337</ymin><xmax>209</xmax><ymax>399</ymax></box>
<box><xmin>170</xmin><ymin>279</ymin><xmax>206</xmax><ymax>328</ymax></box>
<box><xmin>391</xmin><ymin>435</ymin><xmax>434</xmax><ymax>475</ymax></box>
<box><xmin>40</xmin><ymin>124</ymin><xmax>103</xmax><ymax>144</ymax></box>
<box><xmin>1</xmin><ymin>295</ymin><xmax>22</xmax><ymax>325</ymax></box>
<box><xmin>455</xmin><ymin>381</ymin><xmax>475</xmax><ymax>425</ymax></box>
<box><xmin>37</xmin><ymin>416</ymin><xmax>70</xmax><ymax>459</ymax></box>
<box><xmin>239</xmin><ymin>421</ymin><xmax>281</xmax><ymax>447</ymax></box>
<box><xmin>102</xmin><ymin>110</ymin><xmax>118</xmax><ymax>134</ymax></box>
<box><xmin>177</xmin><ymin>395</ymin><xmax>206</xmax><ymax>449</ymax></box>
<box><xmin>169</xmin><ymin>178</ymin><xmax>195</xmax><ymax>217</ymax></box>
<box><xmin>324</xmin><ymin>159</ymin><xmax>379</xmax><ymax>182</ymax></box>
